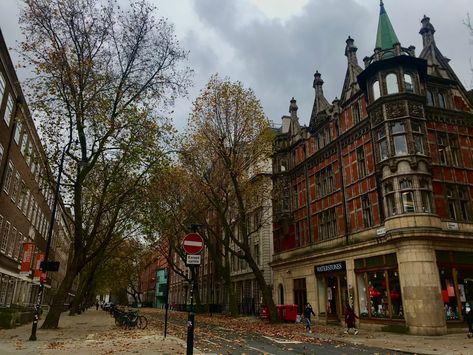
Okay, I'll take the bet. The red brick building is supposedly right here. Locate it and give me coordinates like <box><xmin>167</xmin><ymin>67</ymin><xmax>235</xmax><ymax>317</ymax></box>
<box><xmin>271</xmin><ymin>2</ymin><xmax>473</xmax><ymax>335</ymax></box>
<box><xmin>0</xmin><ymin>28</ymin><xmax>72</xmax><ymax>312</ymax></box>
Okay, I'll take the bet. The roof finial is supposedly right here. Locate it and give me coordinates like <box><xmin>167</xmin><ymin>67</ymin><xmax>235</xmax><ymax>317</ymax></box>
<box><xmin>375</xmin><ymin>0</ymin><xmax>400</xmax><ymax>50</ymax></box>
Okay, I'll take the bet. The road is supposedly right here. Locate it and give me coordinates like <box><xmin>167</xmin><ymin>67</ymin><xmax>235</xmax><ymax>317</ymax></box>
<box><xmin>144</xmin><ymin>309</ymin><xmax>410</xmax><ymax>355</ymax></box>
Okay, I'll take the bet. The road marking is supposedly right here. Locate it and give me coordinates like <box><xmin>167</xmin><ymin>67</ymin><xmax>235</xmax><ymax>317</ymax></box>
<box><xmin>248</xmin><ymin>346</ymin><xmax>274</xmax><ymax>354</ymax></box>
<box><xmin>262</xmin><ymin>336</ymin><xmax>302</xmax><ymax>344</ymax></box>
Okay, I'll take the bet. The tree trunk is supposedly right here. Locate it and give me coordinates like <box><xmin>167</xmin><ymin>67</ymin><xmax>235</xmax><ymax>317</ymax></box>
<box><xmin>41</xmin><ymin>263</ymin><xmax>78</xmax><ymax>329</ymax></box>
<box><xmin>244</xmin><ymin>249</ymin><xmax>278</xmax><ymax>322</ymax></box>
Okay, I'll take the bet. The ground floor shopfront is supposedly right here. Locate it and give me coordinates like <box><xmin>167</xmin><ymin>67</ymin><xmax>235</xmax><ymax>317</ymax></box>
<box><xmin>272</xmin><ymin>235</ymin><xmax>473</xmax><ymax>335</ymax></box>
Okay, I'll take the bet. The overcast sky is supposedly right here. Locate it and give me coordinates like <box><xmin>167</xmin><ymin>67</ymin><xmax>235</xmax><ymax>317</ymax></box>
<box><xmin>1</xmin><ymin>0</ymin><xmax>472</xmax><ymax>130</ymax></box>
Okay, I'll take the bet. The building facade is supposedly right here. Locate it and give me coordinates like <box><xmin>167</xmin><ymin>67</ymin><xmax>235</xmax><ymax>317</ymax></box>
<box><xmin>271</xmin><ymin>2</ymin><xmax>473</xmax><ymax>335</ymax></box>
<box><xmin>0</xmin><ymin>28</ymin><xmax>72</xmax><ymax>312</ymax></box>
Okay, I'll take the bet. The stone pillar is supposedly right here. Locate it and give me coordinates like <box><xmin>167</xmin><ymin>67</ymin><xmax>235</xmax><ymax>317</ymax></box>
<box><xmin>396</xmin><ymin>240</ymin><xmax>446</xmax><ymax>335</ymax></box>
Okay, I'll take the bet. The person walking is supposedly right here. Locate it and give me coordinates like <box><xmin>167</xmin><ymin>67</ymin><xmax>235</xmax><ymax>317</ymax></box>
<box><xmin>95</xmin><ymin>300</ymin><xmax>99</xmax><ymax>311</ymax></box>
<box><xmin>466</xmin><ymin>307</ymin><xmax>473</xmax><ymax>338</ymax></box>
<box><xmin>303</xmin><ymin>303</ymin><xmax>316</xmax><ymax>333</ymax></box>
<box><xmin>344</xmin><ymin>304</ymin><xmax>359</xmax><ymax>335</ymax></box>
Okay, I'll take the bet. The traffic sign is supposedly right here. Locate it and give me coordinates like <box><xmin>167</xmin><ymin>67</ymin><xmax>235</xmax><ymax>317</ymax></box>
<box><xmin>186</xmin><ymin>254</ymin><xmax>201</xmax><ymax>265</ymax></box>
<box><xmin>183</xmin><ymin>233</ymin><xmax>204</xmax><ymax>254</ymax></box>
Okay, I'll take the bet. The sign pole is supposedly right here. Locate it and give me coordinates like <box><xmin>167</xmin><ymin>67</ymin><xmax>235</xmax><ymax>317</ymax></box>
<box><xmin>184</xmin><ymin>224</ymin><xmax>202</xmax><ymax>355</ymax></box>
<box><xmin>186</xmin><ymin>266</ymin><xmax>195</xmax><ymax>355</ymax></box>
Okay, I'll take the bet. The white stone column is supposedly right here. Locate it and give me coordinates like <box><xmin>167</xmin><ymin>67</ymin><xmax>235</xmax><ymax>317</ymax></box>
<box><xmin>396</xmin><ymin>240</ymin><xmax>446</xmax><ymax>335</ymax></box>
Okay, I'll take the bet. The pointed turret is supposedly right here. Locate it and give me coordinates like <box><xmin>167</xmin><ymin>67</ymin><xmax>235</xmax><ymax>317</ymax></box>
<box><xmin>340</xmin><ymin>36</ymin><xmax>363</xmax><ymax>104</ymax></box>
<box><xmin>309</xmin><ymin>71</ymin><xmax>330</xmax><ymax>130</ymax></box>
<box><xmin>375</xmin><ymin>0</ymin><xmax>400</xmax><ymax>50</ymax></box>
<box><xmin>418</xmin><ymin>15</ymin><xmax>456</xmax><ymax>80</ymax></box>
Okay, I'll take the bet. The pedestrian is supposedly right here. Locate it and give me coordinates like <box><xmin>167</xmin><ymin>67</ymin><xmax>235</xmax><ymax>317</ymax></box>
<box><xmin>303</xmin><ymin>303</ymin><xmax>316</xmax><ymax>333</ymax></box>
<box><xmin>465</xmin><ymin>307</ymin><xmax>473</xmax><ymax>338</ymax></box>
<box><xmin>344</xmin><ymin>304</ymin><xmax>359</xmax><ymax>335</ymax></box>
<box><xmin>95</xmin><ymin>300</ymin><xmax>99</xmax><ymax>310</ymax></box>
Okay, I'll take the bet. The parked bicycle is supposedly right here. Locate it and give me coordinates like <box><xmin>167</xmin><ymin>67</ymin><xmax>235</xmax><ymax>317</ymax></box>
<box><xmin>112</xmin><ymin>307</ymin><xmax>147</xmax><ymax>330</ymax></box>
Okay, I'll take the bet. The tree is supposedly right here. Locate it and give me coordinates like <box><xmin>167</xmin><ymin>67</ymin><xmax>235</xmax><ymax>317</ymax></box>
<box><xmin>19</xmin><ymin>0</ymin><xmax>191</xmax><ymax>328</ymax></box>
<box><xmin>180</xmin><ymin>75</ymin><xmax>277</xmax><ymax>320</ymax></box>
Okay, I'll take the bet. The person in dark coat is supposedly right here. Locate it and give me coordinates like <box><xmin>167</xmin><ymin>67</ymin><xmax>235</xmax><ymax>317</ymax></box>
<box><xmin>466</xmin><ymin>307</ymin><xmax>473</xmax><ymax>338</ymax></box>
<box><xmin>344</xmin><ymin>304</ymin><xmax>359</xmax><ymax>335</ymax></box>
<box><xmin>303</xmin><ymin>303</ymin><xmax>316</xmax><ymax>333</ymax></box>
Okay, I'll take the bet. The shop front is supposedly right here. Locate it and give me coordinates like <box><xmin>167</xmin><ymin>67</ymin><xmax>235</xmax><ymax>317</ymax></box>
<box><xmin>354</xmin><ymin>253</ymin><xmax>404</xmax><ymax>321</ymax></box>
<box><xmin>436</xmin><ymin>250</ymin><xmax>473</xmax><ymax>323</ymax></box>
<box><xmin>314</xmin><ymin>261</ymin><xmax>347</xmax><ymax>322</ymax></box>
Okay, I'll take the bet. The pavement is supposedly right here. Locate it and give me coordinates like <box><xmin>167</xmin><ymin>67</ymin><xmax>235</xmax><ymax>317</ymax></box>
<box><xmin>317</xmin><ymin>325</ymin><xmax>473</xmax><ymax>355</ymax></box>
<box><xmin>0</xmin><ymin>309</ymin><xmax>471</xmax><ymax>355</ymax></box>
<box><xmin>0</xmin><ymin>308</ymin><xmax>189</xmax><ymax>354</ymax></box>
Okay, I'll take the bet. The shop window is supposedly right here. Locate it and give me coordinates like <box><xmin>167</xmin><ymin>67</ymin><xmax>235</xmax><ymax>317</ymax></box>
<box><xmin>355</xmin><ymin>253</ymin><xmax>403</xmax><ymax>320</ymax></box>
<box><xmin>411</xmin><ymin>121</ymin><xmax>425</xmax><ymax>155</ymax></box>
<box><xmin>376</xmin><ymin>127</ymin><xmax>388</xmax><ymax>160</ymax></box>
<box><xmin>317</xmin><ymin>278</ymin><xmax>327</xmax><ymax>315</ymax></box>
<box><xmin>426</xmin><ymin>90</ymin><xmax>434</xmax><ymax>106</ymax></box>
<box><xmin>373</xmin><ymin>80</ymin><xmax>381</xmax><ymax>101</ymax></box>
<box><xmin>386</xmin><ymin>73</ymin><xmax>399</xmax><ymax>94</ymax></box>
<box><xmin>357</xmin><ymin>146</ymin><xmax>367</xmax><ymax>178</ymax></box>
<box><xmin>391</xmin><ymin>122</ymin><xmax>407</xmax><ymax>156</ymax></box>
<box><xmin>388</xmin><ymin>270</ymin><xmax>403</xmax><ymax>318</ymax></box>
<box><xmin>439</xmin><ymin>268</ymin><xmax>459</xmax><ymax>320</ymax></box>
<box><xmin>404</xmin><ymin>73</ymin><xmax>414</xmax><ymax>93</ymax></box>
<box><xmin>400</xmin><ymin>178</ymin><xmax>415</xmax><ymax>213</ymax></box>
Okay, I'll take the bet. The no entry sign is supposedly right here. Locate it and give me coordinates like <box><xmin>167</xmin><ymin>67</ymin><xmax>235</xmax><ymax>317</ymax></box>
<box><xmin>183</xmin><ymin>233</ymin><xmax>204</xmax><ymax>254</ymax></box>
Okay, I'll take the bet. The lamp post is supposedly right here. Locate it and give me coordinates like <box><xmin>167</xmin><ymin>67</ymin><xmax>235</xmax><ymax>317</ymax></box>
<box><xmin>29</xmin><ymin>139</ymin><xmax>71</xmax><ymax>341</ymax></box>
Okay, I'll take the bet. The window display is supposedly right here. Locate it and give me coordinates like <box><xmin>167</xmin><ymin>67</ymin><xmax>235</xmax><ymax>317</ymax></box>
<box><xmin>355</xmin><ymin>253</ymin><xmax>404</xmax><ymax>320</ymax></box>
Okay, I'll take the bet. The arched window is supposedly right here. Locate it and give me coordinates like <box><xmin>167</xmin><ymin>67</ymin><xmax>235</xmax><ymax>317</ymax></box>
<box><xmin>386</xmin><ymin>73</ymin><xmax>399</xmax><ymax>94</ymax></box>
<box><xmin>404</xmin><ymin>74</ymin><xmax>414</xmax><ymax>93</ymax></box>
<box><xmin>372</xmin><ymin>80</ymin><xmax>381</xmax><ymax>101</ymax></box>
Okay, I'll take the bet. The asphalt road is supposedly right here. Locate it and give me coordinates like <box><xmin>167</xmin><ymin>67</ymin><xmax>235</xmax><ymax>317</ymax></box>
<box><xmin>147</xmin><ymin>310</ymin><xmax>411</xmax><ymax>355</ymax></box>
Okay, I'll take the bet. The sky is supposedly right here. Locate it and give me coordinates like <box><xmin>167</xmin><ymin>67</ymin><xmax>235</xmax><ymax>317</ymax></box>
<box><xmin>0</xmin><ymin>0</ymin><xmax>472</xmax><ymax>130</ymax></box>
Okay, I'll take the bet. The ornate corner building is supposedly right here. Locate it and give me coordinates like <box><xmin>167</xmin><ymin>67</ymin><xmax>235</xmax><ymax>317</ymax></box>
<box><xmin>271</xmin><ymin>1</ymin><xmax>473</xmax><ymax>335</ymax></box>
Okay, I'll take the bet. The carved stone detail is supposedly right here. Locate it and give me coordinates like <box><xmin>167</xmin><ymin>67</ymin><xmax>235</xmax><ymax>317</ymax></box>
<box><xmin>408</xmin><ymin>102</ymin><xmax>424</xmax><ymax>117</ymax></box>
<box><xmin>385</xmin><ymin>102</ymin><xmax>407</xmax><ymax>119</ymax></box>
<box><xmin>371</xmin><ymin>108</ymin><xmax>384</xmax><ymax>125</ymax></box>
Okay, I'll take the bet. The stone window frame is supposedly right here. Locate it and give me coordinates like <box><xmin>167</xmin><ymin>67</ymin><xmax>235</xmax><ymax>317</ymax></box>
<box><xmin>357</xmin><ymin>145</ymin><xmax>368</xmax><ymax>178</ymax></box>
<box><xmin>445</xmin><ymin>184</ymin><xmax>472</xmax><ymax>221</ymax></box>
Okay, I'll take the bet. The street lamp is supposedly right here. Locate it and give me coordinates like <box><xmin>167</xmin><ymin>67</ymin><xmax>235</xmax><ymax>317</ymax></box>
<box><xmin>29</xmin><ymin>139</ymin><xmax>72</xmax><ymax>341</ymax></box>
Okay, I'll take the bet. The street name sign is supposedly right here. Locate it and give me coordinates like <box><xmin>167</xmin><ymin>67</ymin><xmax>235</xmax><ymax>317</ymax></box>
<box><xmin>183</xmin><ymin>233</ymin><xmax>204</xmax><ymax>254</ymax></box>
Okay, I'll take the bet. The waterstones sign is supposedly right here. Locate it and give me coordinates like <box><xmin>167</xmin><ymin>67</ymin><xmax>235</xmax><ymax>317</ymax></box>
<box><xmin>314</xmin><ymin>261</ymin><xmax>346</xmax><ymax>274</ymax></box>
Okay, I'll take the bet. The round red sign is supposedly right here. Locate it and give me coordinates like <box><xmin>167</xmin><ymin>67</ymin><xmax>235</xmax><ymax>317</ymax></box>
<box><xmin>182</xmin><ymin>233</ymin><xmax>204</xmax><ymax>254</ymax></box>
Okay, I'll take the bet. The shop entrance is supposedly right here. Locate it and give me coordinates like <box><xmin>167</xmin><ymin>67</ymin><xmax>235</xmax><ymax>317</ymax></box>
<box><xmin>314</xmin><ymin>261</ymin><xmax>347</xmax><ymax>323</ymax></box>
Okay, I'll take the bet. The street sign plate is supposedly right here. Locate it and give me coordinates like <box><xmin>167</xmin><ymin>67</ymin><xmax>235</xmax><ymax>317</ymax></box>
<box><xmin>186</xmin><ymin>254</ymin><xmax>201</xmax><ymax>265</ymax></box>
<box><xmin>183</xmin><ymin>233</ymin><xmax>204</xmax><ymax>254</ymax></box>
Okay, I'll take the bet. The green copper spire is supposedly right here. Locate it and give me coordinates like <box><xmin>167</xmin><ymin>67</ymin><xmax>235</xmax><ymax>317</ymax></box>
<box><xmin>375</xmin><ymin>0</ymin><xmax>400</xmax><ymax>50</ymax></box>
